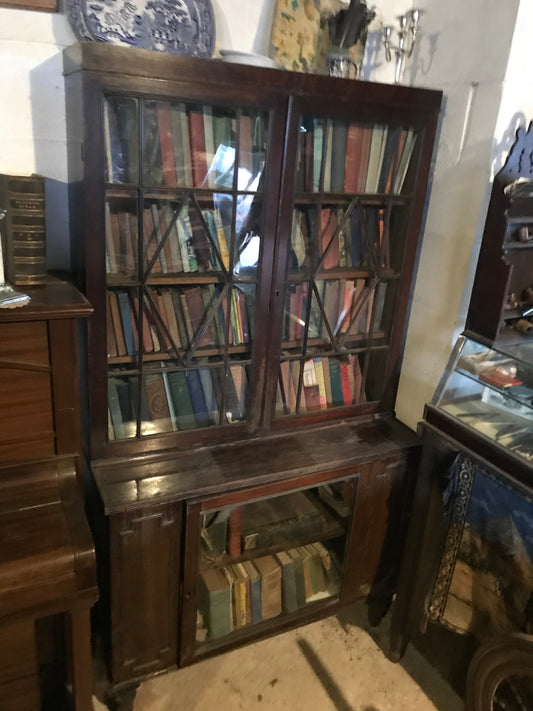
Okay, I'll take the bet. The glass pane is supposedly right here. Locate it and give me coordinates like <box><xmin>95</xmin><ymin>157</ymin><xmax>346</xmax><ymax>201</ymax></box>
<box><xmin>104</xmin><ymin>96</ymin><xmax>139</xmax><ymax>184</ymax></box>
<box><xmin>195</xmin><ymin>479</ymin><xmax>355</xmax><ymax>643</ymax></box>
<box><xmin>107</xmin><ymin>373</ymin><xmax>139</xmax><ymax>440</ymax></box>
<box><xmin>142</xmin><ymin>196</ymin><xmax>228</xmax><ymax>277</ymax></box>
<box><xmin>105</xmin><ymin>194</ymin><xmax>138</xmax><ymax>280</ymax></box>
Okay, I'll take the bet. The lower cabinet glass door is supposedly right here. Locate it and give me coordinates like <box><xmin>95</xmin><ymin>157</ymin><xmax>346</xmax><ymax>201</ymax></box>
<box><xmin>182</xmin><ymin>474</ymin><xmax>358</xmax><ymax>659</ymax></box>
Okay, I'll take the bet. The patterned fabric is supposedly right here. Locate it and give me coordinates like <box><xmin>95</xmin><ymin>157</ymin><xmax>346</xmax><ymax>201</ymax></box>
<box><xmin>427</xmin><ymin>453</ymin><xmax>533</xmax><ymax>642</ymax></box>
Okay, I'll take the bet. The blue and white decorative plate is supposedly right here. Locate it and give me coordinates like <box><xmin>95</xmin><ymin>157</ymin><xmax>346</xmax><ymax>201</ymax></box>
<box><xmin>66</xmin><ymin>0</ymin><xmax>215</xmax><ymax>58</ymax></box>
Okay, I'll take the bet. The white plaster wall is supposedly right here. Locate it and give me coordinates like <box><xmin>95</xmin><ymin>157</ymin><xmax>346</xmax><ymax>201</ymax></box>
<box><xmin>392</xmin><ymin>0</ymin><xmax>522</xmax><ymax>429</ymax></box>
<box><xmin>0</xmin><ymin>0</ymin><xmax>528</xmax><ymax>432</ymax></box>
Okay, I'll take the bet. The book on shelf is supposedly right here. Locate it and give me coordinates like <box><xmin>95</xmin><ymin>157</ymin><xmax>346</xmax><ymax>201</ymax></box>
<box><xmin>0</xmin><ymin>173</ymin><xmax>46</xmax><ymax>285</ymax></box>
<box><xmin>302</xmin><ymin>359</ymin><xmax>321</xmax><ymax>411</ymax></box>
<box><xmin>167</xmin><ymin>370</ymin><xmax>196</xmax><ymax>430</ymax></box>
<box><xmin>365</xmin><ymin>124</ymin><xmax>388</xmax><ymax>193</ymax></box>
<box><xmin>107</xmin><ymin>291</ymin><xmax>127</xmax><ymax>357</ymax></box>
<box><xmin>188</xmin><ymin>109</ymin><xmax>207</xmax><ymax>188</ymax></box>
<box><xmin>312</xmin><ymin>119</ymin><xmax>323</xmax><ymax>192</ymax></box>
<box><xmin>323</xmin><ymin>122</ymin><xmax>333</xmax><ymax>192</ymax></box>
<box><xmin>117</xmin><ymin>290</ymin><xmax>136</xmax><ymax>356</ymax></box>
<box><xmin>344</xmin><ymin>123</ymin><xmax>372</xmax><ymax>193</ymax></box>
<box><xmin>320</xmin><ymin>209</ymin><xmax>340</xmax><ymax>270</ymax></box>
<box><xmin>156</xmin><ymin>101</ymin><xmax>178</xmax><ymax>186</ymax></box>
<box><xmin>242</xmin><ymin>560</ymin><xmax>262</xmax><ymax>624</ymax></box>
<box><xmin>185</xmin><ymin>368</ymin><xmax>210</xmax><ymax>428</ymax></box>
<box><xmin>287</xmin><ymin>548</ymin><xmax>307</xmax><ymax>609</ymax></box>
<box><xmin>254</xmin><ymin>555</ymin><xmax>282</xmax><ymax>620</ymax></box>
<box><xmin>230</xmin><ymin>562</ymin><xmax>250</xmax><ymax>628</ymax></box>
<box><xmin>275</xmin><ymin>550</ymin><xmax>298</xmax><ymax>613</ymax></box>
<box><xmin>142</xmin><ymin>101</ymin><xmax>164</xmax><ymax>186</ymax></box>
<box><xmin>393</xmin><ymin>128</ymin><xmax>417</xmax><ymax>193</ymax></box>
<box><xmin>330</xmin><ymin>121</ymin><xmax>348</xmax><ymax>192</ymax></box>
<box><xmin>377</xmin><ymin>126</ymin><xmax>400</xmax><ymax>194</ymax></box>
<box><xmin>197</xmin><ymin>567</ymin><xmax>233</xmax><ymax>640</ymax></box>
<box><xmin>144</xmin><ymin>372</ymin><xmax>173</xmax><ymax>433</ymax></box>
<box><xmin>188</xmin><ymin>207</ymin><xmax>213</xmax><ymax>272</ymax></box>
<box><xmin>240</xmin><ymin>491</ymin><xmax>325</xmax><ymax>551</ymax></box>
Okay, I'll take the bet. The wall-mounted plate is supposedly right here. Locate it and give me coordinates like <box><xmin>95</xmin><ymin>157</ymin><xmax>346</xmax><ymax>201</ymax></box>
<box><xmin>66</xmin><ymin>0</ymin><xmax>215</xmax><ymax>58</ymax></box>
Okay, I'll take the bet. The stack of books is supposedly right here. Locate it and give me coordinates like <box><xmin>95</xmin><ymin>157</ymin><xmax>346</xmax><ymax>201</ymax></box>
<box><xmin>0</xmin><ymin>174</ymin><xmax>46</xmax><ymax>285</ymax></box>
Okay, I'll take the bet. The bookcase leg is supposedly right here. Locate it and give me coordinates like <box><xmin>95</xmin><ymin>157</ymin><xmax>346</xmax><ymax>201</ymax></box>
<box><xmin>107</xmin><ymin>683</ymin><xmax>139</xmax><ymax>711</ymax></box>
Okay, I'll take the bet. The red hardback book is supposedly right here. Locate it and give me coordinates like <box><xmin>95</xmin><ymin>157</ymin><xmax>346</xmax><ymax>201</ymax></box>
<box><xmin>320</xmin><ymin>209</ymin><xmax>339</xmax><ymax>270</ymax></box>
<box><xmin>344</xmin><ymin>124</ymin><xmax>372</xmax><ymax>193</ymax></box>
<box><xmin>188</xmin><ymin>110</ymin><xmax>207</xmax><ymax>188</ymax></box>
<box><xmin>132</xmin><ymin>294</ymin><xmax>154</xmax><ymax>353</ymax></box>
<box><xmin>340</xmin><ymin>361</ymin><xmax>353</xmax><ymax>405</ymax></box>
<box><xmin>157</xmin><ymin>101</ymin><xmax>178</xmax><ymax>186</ymax></box>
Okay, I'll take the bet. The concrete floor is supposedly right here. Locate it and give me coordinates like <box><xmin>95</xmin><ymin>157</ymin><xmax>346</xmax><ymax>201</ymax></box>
<box><xmin>93</xmin><ymin>603</ymin><xmax>464</xmax><ymax>711</ymax></box>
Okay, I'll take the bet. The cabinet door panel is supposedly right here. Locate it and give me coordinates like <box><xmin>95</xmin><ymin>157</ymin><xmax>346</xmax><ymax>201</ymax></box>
<box><xmin>110</xmin><ymin>503</ymin><xmax>181</xmax><ymax>683</ymax></box>
<box><xmin>342</xmin><ymin>455</ymin><xmax>414</xmax><ymax>604</ymax></box>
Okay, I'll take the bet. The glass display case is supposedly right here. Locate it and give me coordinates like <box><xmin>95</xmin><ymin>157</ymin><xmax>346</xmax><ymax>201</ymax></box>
<box><xmin>431</xmin><ymin>334</ymin><xmax>533</xmax><ymax>463</ymax></box>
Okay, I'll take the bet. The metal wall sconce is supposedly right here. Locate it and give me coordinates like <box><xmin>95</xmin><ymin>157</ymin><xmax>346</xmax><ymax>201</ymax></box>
<box><xmin>382</xmin><ymin>9</ymin><xmax>421</xmax><ymax>83</ymax></box>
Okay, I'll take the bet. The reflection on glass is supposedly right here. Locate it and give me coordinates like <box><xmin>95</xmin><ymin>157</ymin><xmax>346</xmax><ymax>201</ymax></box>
<box><xmin>224</xmin><ymin>363</ymin><xmax>249</xmax><ymax>423</ymax></box>
<box><xmin>104</xmin><ymin>96</ymin><xmax>139</xmax><ymax>184</ymax></box>
<box><xmin>108</xmin><ymin>374</ymin><xmax>139</xmax><ymax>440</ymax></box>
<box><xmin>195</xmin><ymin>480</ymin><xmax>353</xmax><ymax>642</ymax></box>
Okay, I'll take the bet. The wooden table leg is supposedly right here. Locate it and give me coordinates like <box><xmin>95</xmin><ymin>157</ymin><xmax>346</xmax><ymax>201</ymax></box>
<box><xmin>68</xmin><ymin>608</ymin><xmax>94</xmax><ymax>711</ymax></box>
<box><xmin>0</xmin><ymin>619</ymin><xmax>41</xmax><ymax>711</ymax></box>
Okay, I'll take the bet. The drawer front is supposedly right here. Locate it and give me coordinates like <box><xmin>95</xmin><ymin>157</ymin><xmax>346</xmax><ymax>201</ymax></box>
<box><xmin>0</xmin><ymin>321</ymin><xmax>54</xmax><ymax>461</ymax></box>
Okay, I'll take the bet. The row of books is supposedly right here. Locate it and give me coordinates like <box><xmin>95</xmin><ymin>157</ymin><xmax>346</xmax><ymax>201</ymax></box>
<box><xmin>277</xmin><ymin>355</ymin><xmax>367</xmax><ymax>414</ymax></box>
<box><xmin>289</xmin><ymin>206</ymin><xmax>388</xmax><ymax>274</ymax></box>
<box><xmin>105</xmin><ymin>95</ymin><xmax>267</xmax><ymax>190</ymax></box>
<box><xmin>296</xmin><ymin>119</ymin><xmax>417</xmax><ymax>196</ymax></box>
<box><xmin>283</xmin><ymin>279</ymin><xmax>388</xmax><ymax>343</ymax></box>
<box><xmin>106</xmin><ymin>285</ymin><xmax>254</xmax><ymax>358</ymax></box>
<box><xmin>107</xmin><ymin>363</ymin><xmax>249</xmax><ymax>440</ymax></box>
<box><xmin>105</xmin><ymin>202</ymin><xmax>233</xmax><ymax>277</ymax></box>
<box><xmin>197</xmin><ymin>542</ymin><xmax>339</xmax><ymax>640</ymax></box>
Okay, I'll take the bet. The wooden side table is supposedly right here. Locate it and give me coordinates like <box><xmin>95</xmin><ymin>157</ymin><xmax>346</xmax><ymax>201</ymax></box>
<box><xmin>0</xmin><ymin>276</ymin><xmax>98</xmax><ymax>709</ymax></box>
<box><xmin>0</xmin><ymin>455</ymin><xmax>98</xmax><ymax>711</ymax></box>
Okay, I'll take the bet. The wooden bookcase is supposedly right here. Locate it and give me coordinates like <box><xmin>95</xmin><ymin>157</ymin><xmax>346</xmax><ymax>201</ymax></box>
<box><xmin>63</xmin><ymin>43</ymin><xmax>441</xmax><ymax>709</ymax></box>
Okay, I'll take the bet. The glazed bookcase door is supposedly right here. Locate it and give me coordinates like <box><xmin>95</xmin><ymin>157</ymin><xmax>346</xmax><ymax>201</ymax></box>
<box><xmin>103</xmin><ymin>94</ymin><xmax>273</xmax><ymax>444</ymax></box>
<box><xmin>180</xmin><ymin>473</ymin><xmax>358</xmax><ymax>663</ymax></box>
<box><xmin>267</xmin><ymin>100</ymin><xmax>427</xmax><ymax>425</ymax></box>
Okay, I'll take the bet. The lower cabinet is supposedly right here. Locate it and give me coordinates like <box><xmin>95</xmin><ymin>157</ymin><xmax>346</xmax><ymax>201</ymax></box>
<box><xmin>98</xmin><ymin>420</ymin><xmax>419</xmax><ymax>708</ymax></box>
<box><xmin>109</xmin><ymin>503</ymin><xmax>182</xmax><ymax>685</ymax></box>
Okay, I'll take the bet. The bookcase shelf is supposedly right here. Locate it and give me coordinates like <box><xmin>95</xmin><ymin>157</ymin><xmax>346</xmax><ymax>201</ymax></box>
<box><xmin>64</xmin><ymin>42</ymin><xmax>441</xmax><ymax>709</ymax></box>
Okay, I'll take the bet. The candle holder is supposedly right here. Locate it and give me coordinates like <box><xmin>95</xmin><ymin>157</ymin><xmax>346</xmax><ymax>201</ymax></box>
<box><xmin>382</xmin><ymin>8</ymin><xmax>421</xmax><ymax>83</ymax></box>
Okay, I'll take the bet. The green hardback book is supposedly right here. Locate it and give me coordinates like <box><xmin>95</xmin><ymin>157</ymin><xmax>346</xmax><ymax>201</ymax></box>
<box><xmin>276</xmin><ymin>550</ymin><xmax>298</xmax><ymax>613</ymax></box>
<box><xmin>198</xmin><ymin>567</ymin><xmax>233</xmax><ymax>640</ymax></box>
<box><xmin>328</xmin><ymin>358</ymin><xmax>344</xmax><ymax>407</ymax></box>
<box><xmin>167</xmin><ymin>370</ymin><xmax>196</xmax><ymax>430</ymax></box>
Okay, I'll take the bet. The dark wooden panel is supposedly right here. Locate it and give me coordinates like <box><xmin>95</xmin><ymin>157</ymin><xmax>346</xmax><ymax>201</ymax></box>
<box><xmin>110</xmin><ymin>502</ymin><xmax>182</xmax><ymax>683</ymax></box>
<box><xmin>342</xmin><ymin>453</ymin><xmax>413</xmax><ymax>604</ymax></box>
